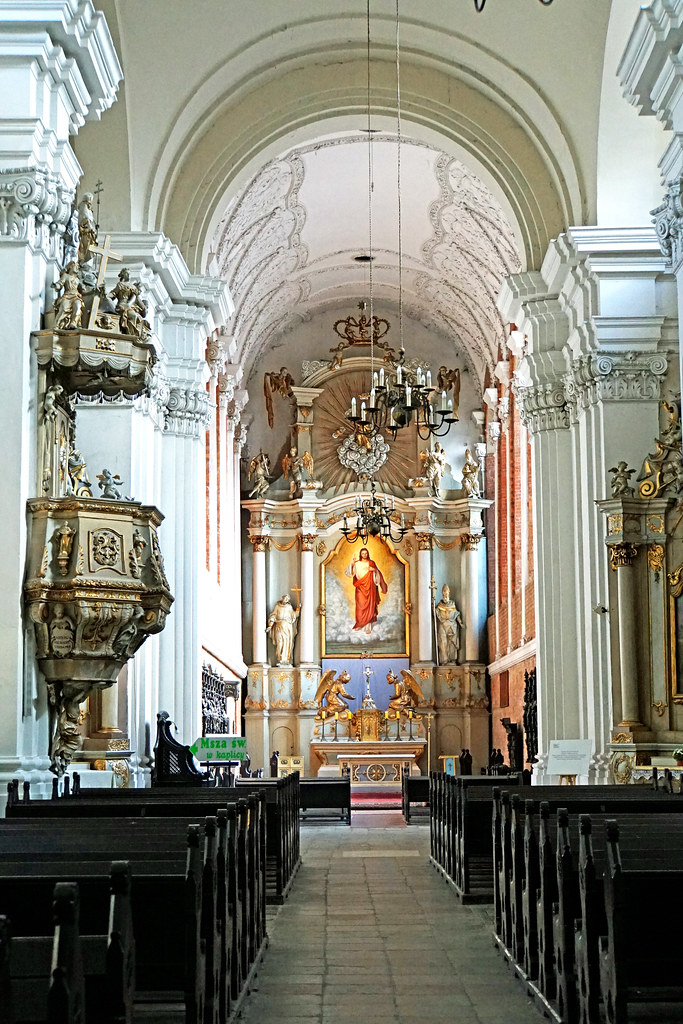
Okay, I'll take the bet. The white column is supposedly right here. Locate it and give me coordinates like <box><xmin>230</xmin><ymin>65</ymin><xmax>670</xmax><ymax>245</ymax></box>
<box><xmin>251</xmin><ymin>537</ymin><xmax>268</xmax><ymax>664</ymax></box>
<box><xmin>415</xmin><ymin>533</ymin><xmax>433</xmax><ymax>662</ymax></box>
<box><xmin>461</xmin><ymin>534</ymin><xmax>483</xmax><ymax>662</ymax></box>
<box><xmin>207</xmin><ymin>372</ymin><xmax>218</xmax><ymax>575</ymax></box>
<box><xmin>299</xmin><ymin>535</ymin><xmax>316</xmax><ymax>664</ymax></box>
<box><xmin>0</xmin><ymin>5</ymin><xmax>120</xmax><ymax>796</ymax></box>
<box><xmin>611</xmin><ymin>544</ymin><xmax>642</xmax><ymax>726</ymax></box>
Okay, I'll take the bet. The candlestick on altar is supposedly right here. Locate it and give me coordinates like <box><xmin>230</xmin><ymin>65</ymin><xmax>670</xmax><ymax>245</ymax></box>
<box><xmin>408</xmin><ymin>710</ymin><xmax>414</xmax><ymax>741</ymax></box>
<box><xmin>395</xmin><ymin>713</ymin><xmax>402</xmax><ymax>741</ymax></box>
<box><xmin>320</xmin><ymin>712</ymin><xmax>326</xmax><ymax>741</ymax></box>
<box><xmin>334</xmin><ymin>712</ymin><xmax>339</xmax><ymax>740</ymax></box>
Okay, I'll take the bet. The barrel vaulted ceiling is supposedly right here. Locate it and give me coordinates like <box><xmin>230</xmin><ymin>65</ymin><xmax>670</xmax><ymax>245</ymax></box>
<box><xmin>75</xmin><ymin>0</ymin><xmax>640</xmax><ymax>388</ymax></box>
<box><xmin>210</xmin><ymin>136</ymin><xmax>521</xmax><ymax>383</ymax></box>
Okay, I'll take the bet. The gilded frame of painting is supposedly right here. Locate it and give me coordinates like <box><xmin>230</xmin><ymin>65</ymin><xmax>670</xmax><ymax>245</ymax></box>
<box><xmin>320</xmin><ymin>535</ymin><xmax>410</xmax><ymax>658</ymax></box>
<box><xmin>668</xmin><ymin>562</ymin><xmax>683</xmax><ymax>704</ymax></box>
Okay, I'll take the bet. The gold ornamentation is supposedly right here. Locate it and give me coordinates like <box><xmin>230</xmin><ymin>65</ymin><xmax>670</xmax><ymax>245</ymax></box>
<box><xmin>249</xmin><ymin>535</ymin><xmax>268</xmax><ymax>552</ymax></box>
<box><xmin>418</xmin><ymin>669</ymin><xmax>430</xmax><ymax>680</ymax></box>
<box><xmin>300</xmin><ymin>534</ymin><xmax>316</xmax><ymax>552</ymax></box>
<box><xmin>271</xmin><ymin>699</ymin><xmax>296</xmax><ymax>710</ymax></box>
<box><xmin>652</xmin><ymin>701</ymin><xmax>666</xmax><ymax>717</ymax></box>
<box><xmin>647</xmin><ymin>515</ymin><xmax>664</xmax><ymax>534</ymax></box>
<box><xmin>612</xmin><ymin>732</ymin><xmax>632</xmax><ymax>744</ymax></box>
<box><xmin>433</xmin><ymin>537</ymin><xmax>462</xmax><ymax>550</ymax></box>
<box><xmin>318</xmin><ymin>604</ymin><xmax>326</xmax><ymax>616</ymax></box>
<box><xmin>316</xmin><ymin>540</ymin><xmax>327</xmax><ymax>557</ymax></box>
<box><xmin>298</xmin><ymin>699</ymin><xmax>318</xmax><ymax>710</ymax></box>
<box><xmin>647</xmin><ymin>544</ymin><xmax>664</xmax><ymax>581</ymax></box>
<box><xmin>270</xmin><ymin>537</ymin><xmax>299</xmax><ymax>552</ymax></box>
<box><xmin>403</xmin><ymin>540</ymin><xmax>414</xmax><ymax>556</ymax></box>
<box><xmin>75</xmin><ymin>545</ymin><xmax>85</xmax><ymax>576</ymax></box>
<box><xmin>611</xmin><ymin>751</ymin><xmax>634</xmax><ymax>784</ymax></box>
<box><xmin>404</xmin><ymin>602</ymin><xmax>412</xmax><ymax>615</ymax></box>
<box><xmin>443</xmin><ymin>669</ymin><xmax>456</xmax><ymax>684</ymax></box>
<box><xmin>637</xmin><ymin>395</ymin><xmax>682</xmax><ymax>498</ymax></box>
<box><xmin>90</xmin><ymin>528</ymin><xmax>122</xmax><ymax>570</ymax></box>
<box><xmin>607</xmin><ymin>514</ymin><xmax>623</xmax><ymax>535</ymax></box>
<box><xmin>244</xmin><ymin>696</ymin><xmax>267</xmax><ymax>710</ymax></box>
<box><xmin>95</xmin><ymin>337</ymin><xmax>116</xmax><ymax>351</ymax></box>
<box><xmin>442</xmin><ymin>697</ymin><xmax>463</xmax><ymax>708</ymax></box>
<box><xmin>56</xmin><ymin>523</ymin><xmax>76</xmax><ymax>576</ymax></box>
<box><xmin>416</xmin><ymin>533</ymin><xmax>433</xmax><ymax>551</ymax></box>
<box><xmin>609</xmin><ymin>543</ymin><xmax>638</xmax><ymax>570</ymax></box>
<box><xmin>107</xmin><ymin>738</ymin><xmax>129</xmax><ymax>751</ymax></box>
<box><xmin>38</xmin><ymin>546</ymin><xmax>49</xmax><ymax>579</ymax></box>
<box><xmin>263</xmin><ymin>367</ymin><xmax>294</xmax><ymax>428</ymax></box>
<box><xmin>460</xmin><ymin>533</ymin><xmax>482</xmax><ymax>551</ymax></box>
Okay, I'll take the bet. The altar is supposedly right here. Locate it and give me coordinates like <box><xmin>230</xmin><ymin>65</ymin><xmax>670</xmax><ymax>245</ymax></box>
<box><xmin>310</xmin><ymin>740</ymin><xmax>426</xmax><ymax>782</ymax></box>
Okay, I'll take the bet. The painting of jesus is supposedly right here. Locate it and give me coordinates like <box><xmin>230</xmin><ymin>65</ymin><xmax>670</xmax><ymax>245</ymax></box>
<box><xmin>345</xmin><ymin>547</ymin><xmax>388</xmax><ymax>630</ymax></box>
<box><xmin>321</xmin><ymin>538</ymin><xmax>408</xmax><ymax>657</ymax></box>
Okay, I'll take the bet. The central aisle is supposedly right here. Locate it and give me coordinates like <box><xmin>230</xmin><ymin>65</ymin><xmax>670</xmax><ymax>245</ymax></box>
<box><xmin>239</xmin><ymin>812</ymin><xmax>542</xmax><ymax>1024</ymax></box>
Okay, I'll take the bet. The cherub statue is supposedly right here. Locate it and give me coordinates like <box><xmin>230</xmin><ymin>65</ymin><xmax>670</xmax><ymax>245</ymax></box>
<box><xmin>248</xmin><ymin>450</ymin><xmax>271</xmax><ymax>498</ymax></box>
<box><xmin>608</xmin><ymin>461</ymin><xmax>635</xmax><ymax>497</ymax></box>
<box><xmin>386</xmin><ymin>668</ymin><xmax>424</xmax><ymax>717</ymax></box>
<box><xmin>263</xmin><ymin>367</ymin><xmax>294</xmax><ymax>428</ymax></box>
<box><xmin>109</xmin><ymin>268</ymin><xmax>151</xmax><ymax>340</ymax></box>
<box><xmin>51</xmin><ymin>262</ymin><xmax>84</xmax><ymax>329</ymax></box>
<box><xmin>282</xmin><ymin>448</ymin><xmax>314</xmax><ymax>498</ymax></box>
<box><xmin>461</xmin><ymin>448</ymin><xmax>481</xmax><ymax>497</ymax></box>
<box><xmin>315</xmin><ymin>669</ymin><xmax>356</xmax><ymax>716</ymax></box>
<box><xmin>420</xmin><ymin>443</ymin><xmax>447</xmax><ymax>496</ymax></box>
<box><xmin>43</xmin><ymin>384</ymin><xmax>64</xmax><ymax>423</ymax></box>
<box><xmin>97</xmin><ymin>468</ymin><xmax>124</xmax><ymax>500</ymax></box>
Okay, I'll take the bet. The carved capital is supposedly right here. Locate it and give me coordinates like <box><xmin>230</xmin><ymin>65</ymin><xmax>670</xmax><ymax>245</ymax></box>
<box><xmin>652</xmin><ymin>178</ymin><xmax>683</xmax><ymax>270</ymax></box>
<box><xmin>250</xmin><ymin>535</ymin><xmax>269</xmax><ymax>552</ymax></box>
<box><xmin>300</xmin><ymin>534</ymin><xmax>316</xmax><ymax>553</ymax></box>
<box><xmin>415</xmin><ymin>533</ymin><xmax>433</xmax><ymax>551</ymax></box>
<box><xmin>609</xmin><ymin>542</ymin><xmax>638</xmax><ymax>570</ymax></box>
<box><xmin>217</xmin><ymin>371</ymin><xmax>237</xmax><ymax>410</ymax></box>
<box><xmin>460</xmin><ymin>533</ymin><xmax>483</xmax><ymax>551</ymax></box>
<box><xmin>164</xmin><ymin>385</ymin><xmax>211</xmax><ymax>437</ymax></box>
<box><xmin>0</xmin><ymin>168</ymin><xmax>74</xmax><ymax>256</ymax></box>
<box><xmin>565</xmin><ymin>352</ymin><xmax>668</xmax><ymax>411</ymax></box>
<box><xmin>515</xmin><ymin>380</ymin><xmax>569</xmax><ymax>434</ymax></box>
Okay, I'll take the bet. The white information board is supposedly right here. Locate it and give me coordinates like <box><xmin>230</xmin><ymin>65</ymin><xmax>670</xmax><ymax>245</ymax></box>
<box><xmin>546</xmin><ymin>739</ymin><xmax>592</xmax><ymax>777</ymax></box>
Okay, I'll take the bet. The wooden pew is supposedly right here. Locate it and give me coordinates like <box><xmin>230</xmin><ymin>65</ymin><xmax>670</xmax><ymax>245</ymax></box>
<box><xmin>297</xmin><ymin>778</ymin><xmax>351</xmax><ymax>823</ymax></box>
<box><xmin>401</xmin><ymin>772</ymin><xmax>429</xmax><ymax>823</ymax></box>
<box><xmin>599</xmin><ymin>819</ymin><xmax>683</xmax><ymax>1024</ymax></box>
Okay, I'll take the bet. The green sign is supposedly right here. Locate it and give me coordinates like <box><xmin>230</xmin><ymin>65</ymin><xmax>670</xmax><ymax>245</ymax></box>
<box><xmin>190</xmin><ymin>735</ymin><xmax>248</xmax><ymax>762</ymax></box>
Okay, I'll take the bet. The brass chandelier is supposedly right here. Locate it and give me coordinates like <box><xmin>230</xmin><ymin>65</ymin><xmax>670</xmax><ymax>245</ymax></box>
<box><xmin>341</xmin><ymin>480</ymin><xmax>408</xmax><ymax>544</ymax></box>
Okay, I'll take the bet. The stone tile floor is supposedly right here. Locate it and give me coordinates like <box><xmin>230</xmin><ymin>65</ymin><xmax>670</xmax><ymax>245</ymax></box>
<box><xmin>238</xmin><ymin>811</ymin><xmax>543</xmax><ymax>1024</ymax></box>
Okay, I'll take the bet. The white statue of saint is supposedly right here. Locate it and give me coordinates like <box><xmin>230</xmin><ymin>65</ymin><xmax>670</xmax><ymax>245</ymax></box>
<box><xmin>266</xmin><ymin>593</ymin><xmax>300</xmax><ymax>666</ymax></box>
<box><xmin>434</xmin><ymin>584</ymin><xmax>463</xmax><ymax>664</ymax></box>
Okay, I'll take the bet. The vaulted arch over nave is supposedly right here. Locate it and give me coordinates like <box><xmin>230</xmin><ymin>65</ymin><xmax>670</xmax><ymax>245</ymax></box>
<box><xmin>1</xmin><ymin>0</ymin><xmax>683</xmax><ymax>794</ymax></box>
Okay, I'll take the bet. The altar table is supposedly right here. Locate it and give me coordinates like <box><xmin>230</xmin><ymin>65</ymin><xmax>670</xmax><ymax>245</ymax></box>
<box><xmin>310</xmin><ymin>741</ymin><xmax>426</xmax><ymax>782</ymax></box>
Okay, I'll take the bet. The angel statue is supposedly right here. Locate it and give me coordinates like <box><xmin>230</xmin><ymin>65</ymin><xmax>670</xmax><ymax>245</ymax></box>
<box><xmin>282</xmin><ymin>448</ymin><xmax>314</xmax><ymax>498</ymax></box>
<box><xmin>386</xmin><ymin>668</ymin><xmax>425</xmax><ymax>717</ymax></box>
<box><xmin>97</xmin><ymin>468</ymin><xmax>124</xmax><ymax>500</ymax></box>
<box><xmin>248</xmin><ymin>450</ymin><xmax>271</xmax><ymax>499</ymax></box>
<box><xmin>436</xmin><ymin>365</ymin><xmax>461</xmax><ymax>417</ymax></box>
<box><xmin>315</xmin><ymin>668</ymin><xmax>356</xmax><ymax>716</ymax></box>
<box><xmin>420</xmin><ymin>443</ymin><xmax>447</xmax><ymax>496</ymax></box>
<box><xmin>263</xmin><ymin>367</ymin><xmax>294</xmax><ymax>428</ymax></box>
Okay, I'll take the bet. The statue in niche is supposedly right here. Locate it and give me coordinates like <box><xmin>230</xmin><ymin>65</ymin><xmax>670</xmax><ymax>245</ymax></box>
<box><xmin>315</xmin><ymin>669</ymin><xmax>356</xmax><ymax>715</ymax></box>
<box><xmin>386</xmin><ymin>668</ymin><xmax>424</xmax><ymax>717</ymax></box>
<box><xmin>263</xmin><ymin>367</ymin><xmax>294</xmax><ymax>428</ymax></box>
<box><xmin>461</xmin><ymin>448</ymin><xmax>481</xmax><ymax>497</ymax></box>
<box><xmin>420</xmin><ymin>443</ymin><xmax>447</xmax><ymax>496</ymax></box>
<box><xmin>51</xmin><ymin>262</ymin><xmax>84</xmax><ymax>329</ymax></box>
<box><xmin>49</xmin><ymin>604</ymin><xmax>75</xmax><ymax>658</ymax></box>
<box><xmin>77</xmin><ymin>192</ymin><xmax>97</xmax><ymax>263</ymax></box>
<box><xmin>247</xmin><ymin>450</ymin><xmax>271</xmax><ymax>498</ymax></box>
<box><xmin>266</xmin><ymin>594</ymin><xmax>300</xmax><ymax>666</ymax></box>
<box><xmin>608</xmin><ymin>461</ymin><xmax>635</xmax><ymax>497</ymax></box>
<box><xmin>434</xmin><ymin>584</ymin><xmax>463</xmax><ymax>665</ymax></box>
<box><xmin>282</xmin><ymin>448</ymin><xmax>314</xmax><ymax>498</ymax></box>
<box><xmin>109</xmin><ymin>268</ymin><xmax>151</xmax><ymax>340</ymax></box>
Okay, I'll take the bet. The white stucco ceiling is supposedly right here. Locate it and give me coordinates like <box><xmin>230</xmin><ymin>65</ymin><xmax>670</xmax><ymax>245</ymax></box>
<box><xmin>211</xmin><ymin>135</ymin><xmax>521</xmax><ymax>382</ymax></box>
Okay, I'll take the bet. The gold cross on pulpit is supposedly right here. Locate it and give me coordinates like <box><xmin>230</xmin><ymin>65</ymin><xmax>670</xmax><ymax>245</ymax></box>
<box><xmin>87</xmin><ymin>234</ymin><xmax>123</xmax><ymax>329</ymax></box>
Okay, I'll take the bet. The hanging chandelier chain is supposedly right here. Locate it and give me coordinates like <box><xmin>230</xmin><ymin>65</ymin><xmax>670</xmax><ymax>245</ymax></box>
<box><xmin>366</xmin><ymin>0</ymin><xmax>375</xmax><ymax>380</ymax></box>
<box><xmin>395</xmin><ymin>0</ymin><xmax>403</xmax><ymax>355</ymax></box>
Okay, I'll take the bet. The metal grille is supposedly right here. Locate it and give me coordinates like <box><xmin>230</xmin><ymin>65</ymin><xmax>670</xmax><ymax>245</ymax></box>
<box><xmin>201</xmin><ymin>662</ymin><xmax>239</xmax><ymax>735</ymax></box>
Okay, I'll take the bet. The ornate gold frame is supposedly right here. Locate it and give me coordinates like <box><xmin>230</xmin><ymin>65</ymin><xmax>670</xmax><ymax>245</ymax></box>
<box><xmin>320</xmin><ymin>535</ymin><xmax>410</xmax><ymax>658</ymax></box>
<box><xmin>668</xmin><ymin>562</ymin><xmax>683</xmax><ymax>704</ymax></box>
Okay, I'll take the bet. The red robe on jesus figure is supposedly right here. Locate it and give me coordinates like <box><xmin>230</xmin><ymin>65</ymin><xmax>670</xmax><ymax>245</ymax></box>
<box><xmin>345</xmin><ymin>547</ymin><xmax>388</xmax><ymax>630</ymax></box>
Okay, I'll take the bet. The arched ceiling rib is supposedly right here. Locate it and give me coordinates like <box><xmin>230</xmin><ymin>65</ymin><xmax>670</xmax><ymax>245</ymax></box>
<box><xmin>212</xmin><ymin>137</ymin><xmax>521</xmax><ymax>385</ymax></box>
